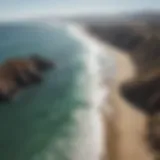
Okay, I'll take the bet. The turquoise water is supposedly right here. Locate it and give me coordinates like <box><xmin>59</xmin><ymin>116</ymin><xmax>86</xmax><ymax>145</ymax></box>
<box><xmin>0</xmin><ymin>22</ymin><xmax>91</xmax><ymax>160</ymax></box>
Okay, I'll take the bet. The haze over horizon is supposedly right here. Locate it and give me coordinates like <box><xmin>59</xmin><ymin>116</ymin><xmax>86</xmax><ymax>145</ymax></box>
<box><xmin>0</xmin><ymin>0</ymin><xmax>160</xmax><ymax>22</ymax></box>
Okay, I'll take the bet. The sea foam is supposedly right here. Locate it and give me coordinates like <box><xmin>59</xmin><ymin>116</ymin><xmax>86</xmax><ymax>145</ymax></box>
<box><xmin>67</xmin><ymin>24</ymin><xmax>110</xmax><ymax>160</ymax></box>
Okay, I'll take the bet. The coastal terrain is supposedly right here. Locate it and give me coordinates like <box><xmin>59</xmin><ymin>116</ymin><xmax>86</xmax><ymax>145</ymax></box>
<box><xmin>0</xmin><ymin>11</ymin><xmax>160</xmax><ymax>160</ymax></box>
<box><xmin>81</xmin><ymin>11</ymin><xmax>160</xmax><ymax>160</ymax></box>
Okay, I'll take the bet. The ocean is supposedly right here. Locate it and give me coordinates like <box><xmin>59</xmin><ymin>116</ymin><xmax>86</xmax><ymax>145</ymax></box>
<box><xmin>0</xmin><ymin>22</ymin><xmax>115</xmax><ymax>160</ymax></box>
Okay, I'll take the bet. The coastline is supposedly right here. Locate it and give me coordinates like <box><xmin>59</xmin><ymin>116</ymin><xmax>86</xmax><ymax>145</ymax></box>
<box><xmin>69</xmin><ymin>23</ymin><xmax>156</xmax><ymax>160</ymax></box>
<box><xmin>68</xmin><ymin>24</ymin><xmax>114</xmax><ymax>160</ymax></box>
<box><xmin>83</xmin><ymin>27</ymin><xmax>139</xmax><ymax>160</ymax></box>
<box><xmin>84</xmin><ymin>28</ymin><xmax>155</xmax><ymax>160</ymax></box>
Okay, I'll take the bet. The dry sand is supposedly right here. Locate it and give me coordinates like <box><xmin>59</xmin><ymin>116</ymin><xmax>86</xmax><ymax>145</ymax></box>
<box><xmin>100</xmin><ymin>44</ymin><xmax>155</xmax><ymax>160</ymax></box>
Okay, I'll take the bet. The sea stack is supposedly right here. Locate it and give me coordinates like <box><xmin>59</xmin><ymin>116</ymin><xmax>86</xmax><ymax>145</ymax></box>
<box><xmin>0</xmin><ymin>54</ymin><xmax>54</xmax><ymax>101</ymax></box>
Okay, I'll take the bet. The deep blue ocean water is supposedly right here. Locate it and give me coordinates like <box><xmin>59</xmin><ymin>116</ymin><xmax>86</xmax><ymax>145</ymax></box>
<box><xmin>0</xmin><ymin>22</ymin><xmax>114</xmax><ymax>160</ymax></box>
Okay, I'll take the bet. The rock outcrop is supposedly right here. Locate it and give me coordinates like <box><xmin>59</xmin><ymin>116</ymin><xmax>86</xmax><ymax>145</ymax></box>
<box><xmin>0</xmin><ymin>54</ymin><xmax>54</xmax><ymax>101</ymax></box>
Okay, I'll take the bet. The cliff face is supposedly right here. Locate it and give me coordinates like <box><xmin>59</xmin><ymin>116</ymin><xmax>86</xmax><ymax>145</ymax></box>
<box><xmin>0</xmin><ymin>55</ymin><xmax>54</xmax><ymax>101</ymax></box>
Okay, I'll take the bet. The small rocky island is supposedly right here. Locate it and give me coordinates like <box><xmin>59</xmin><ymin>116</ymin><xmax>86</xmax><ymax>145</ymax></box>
<box><xmin>0</xmin><ymin>54</ymin><xmax>54</xmax><ymax>101</ymax></box>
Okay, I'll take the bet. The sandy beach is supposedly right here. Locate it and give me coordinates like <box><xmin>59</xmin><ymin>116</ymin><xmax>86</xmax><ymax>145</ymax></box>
<box><xmin>68</xmin><ymin>24</ymin><xmax>155</xmax><ymax>160</ymax></box>
<box><xmin>82</xmin><ymin>25</ymin><xmax>156</xmax><ymax>160</ymax></box>
<box><xmin>96</xmin><ymin>39</ymin><xmax>155</xmax><ymax>160</ymax></box>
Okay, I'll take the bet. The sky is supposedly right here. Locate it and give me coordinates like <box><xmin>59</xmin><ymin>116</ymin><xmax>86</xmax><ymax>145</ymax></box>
<box><xmin>0</xmin><ymin>0</ymin><xmax>160</xmax><ymax>21</ymax></box>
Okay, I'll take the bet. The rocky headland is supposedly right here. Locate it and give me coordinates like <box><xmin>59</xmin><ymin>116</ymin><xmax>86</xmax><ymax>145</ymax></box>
<box><xmin>0</xmin><ymin>54</ymin><xmax>54</xmax><ymax>101</ymax></box>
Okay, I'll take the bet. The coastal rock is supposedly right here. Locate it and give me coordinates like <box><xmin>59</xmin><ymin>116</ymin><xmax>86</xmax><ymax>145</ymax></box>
<box><xmin>0</xmin><ymin>55</ymin><xmax>54</xmax><ymax>101</ymax></box>
<box><xmin>30</xmin><ymin>54</ymin><xmax>54</xmax><ymax>71</ymax></box>
<box><xmin>5</xmin><ymin>60</ymin><xmax>42</xmax><ymax>86</ymax></box>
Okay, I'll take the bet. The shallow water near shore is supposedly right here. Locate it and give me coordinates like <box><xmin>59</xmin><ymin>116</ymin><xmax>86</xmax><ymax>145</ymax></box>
<box><xmin>0</xmin><ymin>22</ymin><xmax>114</xmax><ymax>160</ymax></box>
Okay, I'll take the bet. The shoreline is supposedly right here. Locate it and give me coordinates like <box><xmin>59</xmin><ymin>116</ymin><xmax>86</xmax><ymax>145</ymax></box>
<box><xmin>68</xmin><ymin>24</ymin><xmax>109</xmax><ymax>160</ymax></box>
<box><xmin>68</xmin><ymin>23</ymin><xmax>154</xmax><ymax>160</ymax></box>
<box><xmin>71</xmin><ymin>24</ymin><xmax>155</xmax><ymax>160</ymax></box>
<box><xmin>85</xmin><ymin>28</ymin><xmax>155</xmax><ymax>160</ymax></box>
<box><xmin>67</xmin><ymin>24</ymin><xmax>118</xmax><ymax>160</ymax></box>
